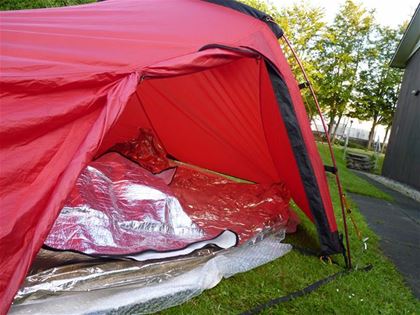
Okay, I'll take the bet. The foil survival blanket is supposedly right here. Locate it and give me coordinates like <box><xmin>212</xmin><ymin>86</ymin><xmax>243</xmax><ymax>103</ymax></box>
<box><xmin>45</xmin><ymin>151</ymin><xmax>291</xmax><ymax>256</ymax></box>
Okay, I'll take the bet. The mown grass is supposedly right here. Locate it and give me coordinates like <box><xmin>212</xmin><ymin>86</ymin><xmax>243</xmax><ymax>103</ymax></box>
<box><xmin>318</xmin><ymin>143</ymin><xmax>392</xmax><ymax>201</ymax></box>
<box><xmin>159</xmin><ymin>145</ymin><xmax>418</xmax><ymax>314</ymax></box>
<box><xmin>0</xmin><ymin>0</ymin><xmax>93</xmax><ymax>10</ymax></box>
<box><xmin>2</xmin><ymin>1</ymin><xmax>418</xmax><ymax>313</ymax></box>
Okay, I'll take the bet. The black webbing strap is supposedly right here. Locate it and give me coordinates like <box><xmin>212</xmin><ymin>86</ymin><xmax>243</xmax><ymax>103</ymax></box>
<box><xmin>324</xmin><ymin>165</ymin><xmax>338</xmax><ymax>174</ymax></box>
<box><xmin>298</xmin><ymin>81</ymin><xmax>309</xmax><ymax>89</ymax></box>
<box><xmin>240</xmin><ymin>264</ymin><xmax>373</xmax><ymax>315</ymax></box>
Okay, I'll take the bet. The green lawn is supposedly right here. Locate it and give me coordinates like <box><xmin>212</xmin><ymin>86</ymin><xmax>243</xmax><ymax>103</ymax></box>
<box><xmin>0</xmin><ymin>0</ymin><xmax>94</xmax><ymax>10</ymax></box>
<box><xmin>159</xmin><ymin>145</ymin><xmax>418</xmax><ymax>314</ymax></box>
<box><xmin>318</xmin><ymin>143</ymin><xmax>392</xmax><ymax>201</ymax></box>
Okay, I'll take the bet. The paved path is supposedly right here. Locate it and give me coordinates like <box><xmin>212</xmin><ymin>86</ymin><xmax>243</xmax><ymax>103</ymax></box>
<box><xmin>349</xmin><ymin>171</ymin><xmax>420</xmax><ymax>299</ymax></box>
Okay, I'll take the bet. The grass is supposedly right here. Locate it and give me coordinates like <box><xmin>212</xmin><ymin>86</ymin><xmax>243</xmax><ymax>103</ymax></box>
<box><xmin>158</xmin><ymin>145</ymin><xmax>419</xmax><ymax>314</ymax></box>
<box><xmin>0</xmin><ymin>0</ymin><xmax>93</xmax><ymax>10</ymax></box>
<box><xmin>3</xmin><ymin>1</ymin><xmax>418</xmax><ymax>313</ymax></box>
<box><xmin>317</xmin><ymin>143</ymin><xmax>392</xmax><ymax>201</ymax></box>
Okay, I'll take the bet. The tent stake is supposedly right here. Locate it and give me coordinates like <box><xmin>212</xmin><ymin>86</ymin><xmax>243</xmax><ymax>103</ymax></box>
<box><xmin>281</xmin><ymin>34</ymin><xmax>352</xmax><ymax>269</ymax></box>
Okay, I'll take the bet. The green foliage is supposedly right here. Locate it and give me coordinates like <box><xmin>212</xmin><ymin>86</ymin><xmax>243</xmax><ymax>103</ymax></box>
<box><xmin>349</xmin><ymin>26</ymin><xmax>403</xmax><ymax>148</ymax></box>
<box><xmin>0</xmin><ymin>0</ymin><xmax>93</xmax><ymax>10</ymax></box>
<box><xmin>317</xmin><ymin>144</ymin><xmax>391</xmax><ymax>199</ymax></box>
<box><xmin>315</xmin><ymin>0</ymin><xmax>374</xmax><ymax>136</ymax></box>
<box><xmin>276</xmin><ymin>1</ymin><xmax>326</xmax><ymax>118</ymax></box>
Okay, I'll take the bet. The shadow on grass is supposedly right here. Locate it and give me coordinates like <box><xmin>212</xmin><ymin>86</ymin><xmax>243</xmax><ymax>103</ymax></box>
<box><xmin>285</xmin><ymin>225</ymin><xmax>320</xmax><ymax>253</ymax></box>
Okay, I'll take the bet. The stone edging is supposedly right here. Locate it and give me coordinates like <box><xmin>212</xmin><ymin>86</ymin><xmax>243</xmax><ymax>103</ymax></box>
<box><xmin>363</xmin><ymin>173</ymin><xmax>420</xmax><ymax>203</ymax></box>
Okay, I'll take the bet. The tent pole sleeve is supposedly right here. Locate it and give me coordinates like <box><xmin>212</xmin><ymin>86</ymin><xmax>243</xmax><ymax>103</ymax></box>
<box><xmin>281</xmin><ymin>34</ymin><xmax>352</xmax><ymax>269</ymax></box>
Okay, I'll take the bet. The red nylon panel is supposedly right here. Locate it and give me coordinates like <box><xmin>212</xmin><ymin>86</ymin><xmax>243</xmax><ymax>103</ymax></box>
<box><xmin>234</xmin><ymin>23</ymin><xmax>338</xmax><ymax>231</ymax></box>
<box><xmin>0</xmin><ymin>0</ymin><xmax>340</xmax><ymax>310</ymax></box>
<box><xmin>0</xmin><ymin>0</ymin><xmax>266</xmax><ymax>78</ymax></box>
<box><xmin>96</xmin><ymin>49</ymin><xmax>250</xmax><ymax>156</ymax></box>
<box><xmin>142</xmin><ymin>48</ymin><xmax>255</xmax><ymax>78</ymax></box>
<box><xmin>138</xmin><ymin>58</ymin><xmax>280</xmax><ymax>183</ymax></box>
<box><xmin>96</xmin><ymin>93</ymin><xmax>151</xmax><ymax>156</ymax></box>
<box><xmin>0</xmin><ymin>73</ymin><xmax>139</xmax><ymax>312</ymax></box>
<box><xmin>258</xmin><ymin>62</ymin><xmax>314</xmax><ymax>221</ymax></box>
<box><xmin>266</xmin><ymin>45</ymin><xmax>337</xmax><ymax>231</ymax></box>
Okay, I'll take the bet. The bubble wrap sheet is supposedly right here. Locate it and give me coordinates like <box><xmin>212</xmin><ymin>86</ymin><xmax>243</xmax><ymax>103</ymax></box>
<box><xmin>11</xmin><ymin>232</ymin><xmax>292</xmax><ymax>315</ymax></box>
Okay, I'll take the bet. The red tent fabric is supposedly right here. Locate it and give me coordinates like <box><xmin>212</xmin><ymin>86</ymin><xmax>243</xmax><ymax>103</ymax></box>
<box><xmin>0</xmin><ymin>0</ymin><xmax>343</xmax><ymax>312</ymax></box>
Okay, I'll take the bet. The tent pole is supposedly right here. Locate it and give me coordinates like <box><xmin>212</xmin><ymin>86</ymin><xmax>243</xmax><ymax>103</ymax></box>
<box><xmin>281</xmin><ymin>35</ymin><xmax>352</xmax><ymax>269</ymax></box>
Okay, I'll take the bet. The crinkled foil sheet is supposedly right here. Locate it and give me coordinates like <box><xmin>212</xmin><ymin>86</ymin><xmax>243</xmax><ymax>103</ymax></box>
<box><xmin>12</xmin><ymin>232</ymin><xmax>292</xmax><ymax>314</ymax></box>
<box><xmin>14</xmin><ymin>247</ymin><xmax>219</xmax><ymax>305</ymax></box>
<box><xmin>44</xmin><ymin>153</ymin><xmax>210</xmax><ymax>255</ymax></box>
<box><xmin>45</xmin><ymin>151</ymin><xmax>291</xmax><ymax>256</ymax></box>
<box><xmin>110</xmin><ymin>128</ymin><xmax>170</xmax><ymax>173</ymax></box>
<box><xmin>172</xmin><ymin>166</ymin><xmax>291</xmax><ymax>242</ymax></box>
<box><xmin>14</xmin><ymin>129</ymin><xmax>294</xmax><ymax>312</ymax></box>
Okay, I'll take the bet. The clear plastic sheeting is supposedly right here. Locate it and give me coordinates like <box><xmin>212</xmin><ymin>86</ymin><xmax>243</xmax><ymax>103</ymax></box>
<box><xmin>11</xmin><ymin>231</ymin><xmax>292</xmax><ymax>315</ymax></box>
<box><xmin>14</xmin><ymin>248</ymin><xmax>219</xmax><ymax>305</ymax></box>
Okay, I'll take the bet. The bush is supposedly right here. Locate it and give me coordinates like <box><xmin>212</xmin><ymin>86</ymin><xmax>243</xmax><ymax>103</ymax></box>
<box><xmin>347</xmin><ymin>140</ymin><xmax>367</xmax><ymax>150</ymax></box>
<box><xmin>0</xmin><ymin>0</ymin><xmax>93</xmax><ymax>10</ymax></box>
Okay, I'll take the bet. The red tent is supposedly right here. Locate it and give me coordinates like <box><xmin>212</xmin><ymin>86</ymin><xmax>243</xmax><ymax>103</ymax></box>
<box><xmin>0</xmin><ymin>0</ymin><xmax>344</xmax><ymax>312</ymax></box>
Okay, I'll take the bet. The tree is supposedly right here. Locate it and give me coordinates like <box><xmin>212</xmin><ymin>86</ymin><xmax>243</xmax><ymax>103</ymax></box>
<box><xmin>237</xmin><ymin>0</ymin><xmax>278</xmax><ymax>16</ymax></box>
<box><xmin>315</xmin><ymin>0</ymin><xmax>374</xmax><ymax>141</ymax></box>
<box><xmin>239</xmin><ymin>0</ymin><xmax>327</xmax><ymax>119</ymax></box>
<box><xmin>0</xmin><ymin>0</ymin><xmax>93</xmax><ymax>10</ymax></box>
<box><xmin>238</xmin><ymin>0</ymin><xmax>403</xmax><ymax>150</ymax></box>
<box><xmin>276</xmin><ymin>2</ymin><xmax>326</xmax><ymax>119</ymax></box>
<box><xmin>350</xmin><ymin>26</ymin><xmax>403</xmax><ymax>149</ymax></box>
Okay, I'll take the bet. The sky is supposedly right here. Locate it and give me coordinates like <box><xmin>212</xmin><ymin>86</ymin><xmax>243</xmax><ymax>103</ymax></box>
<box><xmin>272</xmin><ymin>0</ymin><xmax>419</xmax><ymax>28</ymax></box>
<box><xmin>270</xmin><ymin>0</ymin><xmax>419</xmax><ymax>142</ymax></box>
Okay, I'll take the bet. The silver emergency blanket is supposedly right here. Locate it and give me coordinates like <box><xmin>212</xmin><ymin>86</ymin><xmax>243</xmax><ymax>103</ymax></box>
<box><xmin>44</xmin><ymin>153</ymin><xmax>291</xmax><ymax>259</ymax></box>
<box><xmin>18</xmin><ymin>150</ymin><xmax>294</xmax><ymax>313</ymax></box>
<box><xmin>11</xmin><ymin>231</ymin><xmax>292</xmax><ymax>314</ymax></box>
<box><xmin>44</xmin><ymin>153</ymin><xmax>237</xmax><ymax>257</ymax></box>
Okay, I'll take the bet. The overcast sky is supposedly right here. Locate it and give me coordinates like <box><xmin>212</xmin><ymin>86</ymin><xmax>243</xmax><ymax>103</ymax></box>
<box><xmin>272</xmin><ymin>0</ymin><xmax>419</xmax><ymax>28</ymax></box>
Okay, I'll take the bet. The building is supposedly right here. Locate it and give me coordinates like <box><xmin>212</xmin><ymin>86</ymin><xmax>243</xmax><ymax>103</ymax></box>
<box><xmin>382</xmin><ymin>4</ymin><xmax>420</xmax><ymax>190</ymax></box>
<box><xmin>311</xmin><ymin>116</ymin><xmax>386</xmax><ymax>145</ymax></box>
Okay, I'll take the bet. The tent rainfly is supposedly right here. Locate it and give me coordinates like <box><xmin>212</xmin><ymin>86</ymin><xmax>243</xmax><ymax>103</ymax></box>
<box><xmin>0</xmin><ymin>0</ymin><xmax>346</xmax><ymax>313</ymax></box>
